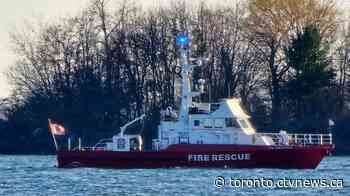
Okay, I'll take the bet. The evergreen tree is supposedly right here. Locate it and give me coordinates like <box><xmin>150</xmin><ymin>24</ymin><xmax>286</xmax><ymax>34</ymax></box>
<box><xmin>285</xmin><ymin>25</ymin><xmax>335</xmax><ymax>130</ymax></box>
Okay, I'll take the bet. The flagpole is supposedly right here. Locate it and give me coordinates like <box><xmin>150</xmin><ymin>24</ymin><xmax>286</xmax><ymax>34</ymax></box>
<box><xmin>48</xmin><ymin>119</ymin><xmax>59</xmax><ymax>151</ymax></box>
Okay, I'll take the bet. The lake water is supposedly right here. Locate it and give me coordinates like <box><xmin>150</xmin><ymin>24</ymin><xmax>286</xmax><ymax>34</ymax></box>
<box><xmin>0</xmin><ymin>156</ymin><xmax>348</xmax><ymax>196</ymax></box>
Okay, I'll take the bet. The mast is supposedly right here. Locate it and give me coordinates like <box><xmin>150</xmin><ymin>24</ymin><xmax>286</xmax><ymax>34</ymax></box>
<box><xmin>178</xmin><ymin>44</ymin><xmax>190</xmax><ymax>121</ymax></box>
<box><xmin>176</xmin><ymin>35</ymin><xmax>201</xmax><ymax>123</ymax></box>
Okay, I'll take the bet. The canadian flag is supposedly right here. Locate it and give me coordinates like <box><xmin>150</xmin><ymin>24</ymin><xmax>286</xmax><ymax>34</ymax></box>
<box><xmin>48</xmin><ymin>119</ymin><xmax>66</xmax><ymax>135</ymax></box>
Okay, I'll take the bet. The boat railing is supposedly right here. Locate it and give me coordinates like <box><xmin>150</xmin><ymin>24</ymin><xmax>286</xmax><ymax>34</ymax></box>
<box><xmin>71</xmin><ymin>138</ymin><xmax>111</xmax><ymax>151</ymax></box>
<box><xmin>93</xmin><ymin>138</ymin><xmax>112</xmax><ymax>147</ymax></box>
<box><xmin>256</xmin><ymin>132</ymin><xmax>332</xmax><ymax>145</ymax></box>
<box><xmin>91</xmin><ymin>138</ymin><xmax>112</xmax><ymax>150</ymax></box>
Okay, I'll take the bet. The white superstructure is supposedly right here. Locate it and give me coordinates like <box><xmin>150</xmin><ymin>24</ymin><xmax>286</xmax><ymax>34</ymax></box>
<box><xmin>153</xmin><ymin>40</ymin><xmax>272</xmax><ymax>150</ymax></box>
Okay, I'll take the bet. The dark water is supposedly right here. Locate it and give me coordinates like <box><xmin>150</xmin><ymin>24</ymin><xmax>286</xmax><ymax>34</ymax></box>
<box><xmin>0</xmin><ymin>156</ymin><xmax>348</xmax><ymax>196</ymax></box>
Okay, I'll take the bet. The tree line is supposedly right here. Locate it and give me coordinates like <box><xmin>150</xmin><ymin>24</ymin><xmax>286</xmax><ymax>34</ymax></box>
<box><xmin>1</xmin><ymin>0</ymin><xmax>350</xmax><ymax>154</ymax></box>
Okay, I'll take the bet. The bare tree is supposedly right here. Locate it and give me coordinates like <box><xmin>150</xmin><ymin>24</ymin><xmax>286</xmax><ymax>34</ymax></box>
<box><xmin>246</xmin><ymin>0</ymin><xmax>339</xmax><ymax>126</ymax></box>
<box><xmin>334</xmin><ymin>21</ymin><xmax>350</xmax><ymax>114</ymax></box>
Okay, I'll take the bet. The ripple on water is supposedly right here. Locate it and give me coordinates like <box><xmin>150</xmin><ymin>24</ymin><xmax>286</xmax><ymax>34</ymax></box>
<box><xmin>0</xmin><ymin>156</ymin><xmax>348</xmax><ymax>196</ymax></box>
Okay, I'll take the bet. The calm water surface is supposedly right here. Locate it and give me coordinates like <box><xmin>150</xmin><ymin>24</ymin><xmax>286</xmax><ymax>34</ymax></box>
<box><xmin>0</xmin><ymin>156</ymin><xmax>348</xmax><ymax>196</ymax></box>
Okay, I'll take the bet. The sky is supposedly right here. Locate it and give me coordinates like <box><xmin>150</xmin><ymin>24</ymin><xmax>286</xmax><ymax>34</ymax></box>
<box><xmin>0</xmin><ymin>0</ymin><xmax>349</xmax><ymax>98</ymax></box>
<box><xmin>0</xmin><ymin>0</ymin><xmax>91</xmax><ymax>98</ymax></box>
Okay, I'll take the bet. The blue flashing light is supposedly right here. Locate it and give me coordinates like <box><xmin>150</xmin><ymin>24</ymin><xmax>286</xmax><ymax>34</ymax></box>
<box><xmin>176</xmin><ymin>35</ymin><xmax>189</xmax><ymax>46</ymax></box>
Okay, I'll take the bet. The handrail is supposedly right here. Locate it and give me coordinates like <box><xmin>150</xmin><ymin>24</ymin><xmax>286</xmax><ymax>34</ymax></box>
<box><xmin>93</xmin><ymin>138</ymin><xmax>112</xmax><ymax>147</ymax></box>
<box><xmin>74</xmin><ymin>147</ymin><xmax>107</xmax><ymax>151</ymax></box>
<box><xmin>256</xmin><ymin>132</ymin><xmax>332</xmax><ymax>145</ymax></box>
<box><xmin>70</xmin><ymin>138</ymin><xmax>111</xmax><ymax>151</ymax></box>
<box><xmin>90</xmin><ymin>138</ymin><xmax>112</xmax><ymax>150</ymax></box>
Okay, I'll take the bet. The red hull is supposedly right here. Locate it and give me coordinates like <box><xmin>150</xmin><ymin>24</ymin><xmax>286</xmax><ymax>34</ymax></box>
<box><xmin>56</xmin><ymin>144</ymin><xmax>334</xmax><ymax>169</ymax></box>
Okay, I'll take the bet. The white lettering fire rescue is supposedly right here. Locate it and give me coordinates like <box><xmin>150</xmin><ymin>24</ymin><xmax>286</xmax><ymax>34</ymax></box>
<box><xmin>188</xmin><ymin>153</ymin><xmax>251</xmax><ymax>162</ymax></box>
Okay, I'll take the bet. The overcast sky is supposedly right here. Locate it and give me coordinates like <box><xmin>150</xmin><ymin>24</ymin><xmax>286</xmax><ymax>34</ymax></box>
<box><xmin>0</xmin><ymin>0</ymin><xmax>92</xmax><ymax>98</ymax></box>
<box><xmin>0</xmin><ymin>0</ymin><xmax>349</xmax><ymax>98</ymax></box>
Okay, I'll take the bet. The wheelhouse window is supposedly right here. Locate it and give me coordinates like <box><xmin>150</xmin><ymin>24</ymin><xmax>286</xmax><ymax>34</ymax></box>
<box><xmin>210</xmin><ymin>103</ymin><xmax>220</xmax><ymax>112</ymax></box>
<box><xmin>214</xmin><ymin>119</ymin><xmax>224</xmax><ymax>128</ymax></box>
<box><xmin>204</xmin><ymin>119</ymin><xmax>212</xmax><ymax>128</ymax></box>
<box><xmin>238</xmin><ymin>119</ymin><xmax>249</xmax><ymax>128</ymax></box>
<box><xmin>193</xmin><ymin>120</ymin><xmax>200</xmax><ymax>127</ymax></box>
<box><xmin>225</xmin><ymin>118</ymin><xmax>238</xmax><ymax>127</ymax></box>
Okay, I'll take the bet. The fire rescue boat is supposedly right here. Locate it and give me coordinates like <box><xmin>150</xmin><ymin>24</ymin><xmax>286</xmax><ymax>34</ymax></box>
<box><xmin>53</xmin><ymin>35</ymin><xmax>334</xmax><ymax>169</ymax></box>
